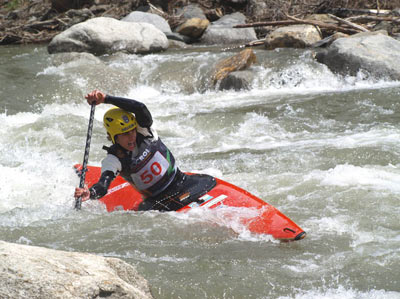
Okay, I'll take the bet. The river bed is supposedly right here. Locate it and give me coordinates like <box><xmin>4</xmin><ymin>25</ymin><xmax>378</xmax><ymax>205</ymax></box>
<box><xmin>0</xmin><ymin>44</ymin><xmax>399</xmax><ymax>298</ymax></box>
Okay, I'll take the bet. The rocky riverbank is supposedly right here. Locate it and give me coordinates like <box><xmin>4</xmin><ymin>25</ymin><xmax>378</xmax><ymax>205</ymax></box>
<box><xmin>1</xmin><ymin>0</ymin><xmax>400</xmax><ymax>45</ymax></box>
<box><xmin>0</xmin><ymin>240</ymin><xmax>153</xmax><ymax>299</ymax></box>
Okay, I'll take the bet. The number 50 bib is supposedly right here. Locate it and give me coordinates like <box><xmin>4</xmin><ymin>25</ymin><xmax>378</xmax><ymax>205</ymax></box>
<box><xmin>131</xmin><ymin>151</ymin><xmax>171</xmax><ymax>191</ymax></box>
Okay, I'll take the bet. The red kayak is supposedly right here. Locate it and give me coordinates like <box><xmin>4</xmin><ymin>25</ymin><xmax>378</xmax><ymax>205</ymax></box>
<box><xmin>74</xmin><ymin>165</ymin><xmax>306</xmax><ymax>241</ymax></box>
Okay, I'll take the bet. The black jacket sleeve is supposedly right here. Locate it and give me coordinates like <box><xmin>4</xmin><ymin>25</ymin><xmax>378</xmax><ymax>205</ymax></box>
<box><xmin>89</xmin><ymin>170</ymin><xmax>115</xmax><ymax>199</ymax></box>
<box><xmin>104</xmin><ymin>95</ymin><xmax>153</xmax><ymax>128</ymax></box>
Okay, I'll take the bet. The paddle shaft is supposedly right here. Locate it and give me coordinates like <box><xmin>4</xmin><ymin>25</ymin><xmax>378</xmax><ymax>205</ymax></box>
<box><xmin>75</xmin><ymin>103</ymin><xmax>96</xmax><ymax>210</ymax></box>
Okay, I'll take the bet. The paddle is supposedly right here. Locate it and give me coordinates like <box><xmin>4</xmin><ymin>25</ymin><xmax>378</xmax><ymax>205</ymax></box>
<box><xmin>75</xmin><ymin>102</ymin><xmax>96</xmax><ymax>210</ymax></box>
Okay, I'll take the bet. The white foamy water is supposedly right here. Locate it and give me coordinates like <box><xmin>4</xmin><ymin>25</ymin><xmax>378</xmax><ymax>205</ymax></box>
<box><xmin>0</xmin><ymin>45</ymin><xmax>399</xmax><ymax>298</ymax></box>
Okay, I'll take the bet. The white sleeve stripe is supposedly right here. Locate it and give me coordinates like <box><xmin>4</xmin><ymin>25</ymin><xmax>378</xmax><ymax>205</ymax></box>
<box><xmin>101</xmin><ymin>154</ymin><xmax>122</xmax><ymax>175</ymax></box>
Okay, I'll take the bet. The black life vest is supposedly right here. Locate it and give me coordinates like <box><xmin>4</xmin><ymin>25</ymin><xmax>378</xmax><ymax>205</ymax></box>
<box><xmin>103</xmin><ymin>134</ymin><xmax>177</xmax><ymax>197</ymax></box>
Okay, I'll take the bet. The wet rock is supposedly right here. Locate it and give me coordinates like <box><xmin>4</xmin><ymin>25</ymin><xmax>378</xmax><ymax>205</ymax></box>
<box><xmin>47</xmin><ymin>17</ymin><xmax>168</xmax><ymax>55</ymax></box>
<box><xmin>265</xmin><ymin>24</ymin><xmax>322</xmax><ymax>50</ymax></box>
<box><xmin>168</xmin><ymin>39</ymin><xmax>192</xmax><ymax>49</ymax></box>
<box><xmin>165</xmin><ymin>32</ymin><xmax>196</xmax><ymax>44</ymax></box>
<box><xmin>212</xmin><ymin>48</ymin><xmax>257</xmax><ymax>88</ymax></box>
<box><xmin>200</xmin><ymin>12</ymin><xmax>257</xmax><ymax>45</ymax></box>
<box><xmin>315</xmin><ymin>31</ymin><xmax>400</xmax><ymax>80</ymax></box>
<box><xmin>50</xmin><ymin>52</ymin><xmax>103</xmax><ymax>66</ymax></box>
<box><xmin>0</xmin><ymin>240</ymin><xmax>153</xmax><ymax>299</ymax></box>
<box><xmin>219</xmin><ymin>70</ymin><xmax>254</xmax><ymax>90</ymax></box>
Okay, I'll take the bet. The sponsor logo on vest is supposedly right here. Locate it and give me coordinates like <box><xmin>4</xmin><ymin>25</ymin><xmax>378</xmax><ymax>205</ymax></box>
<box><xmin>138</xmin><ymin>149</ymin><xmax>151</xmax><ymax>161</ymax></box>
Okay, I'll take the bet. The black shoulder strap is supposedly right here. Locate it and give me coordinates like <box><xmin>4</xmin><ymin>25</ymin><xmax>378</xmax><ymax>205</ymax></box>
<box><xmin>102</xmin><ymin>144</ymin><xmax>127</xmax><ymax>159</ymax></box>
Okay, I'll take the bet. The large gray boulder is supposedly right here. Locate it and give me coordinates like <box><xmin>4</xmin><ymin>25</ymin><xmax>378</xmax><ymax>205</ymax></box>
<box><xmin>316</xmin><ymin>31</ymin><xmax>400</xmax><ymax>80</ymax></box>
<box><xmin>200</xmin><ymin>12</ymin><xmax>257</xmax><ymax>45</ymax></box>
<box><xmin>48</xmin><ymin>17</ymin><xmax>168</xmax><ymax>55</ymax></box>
<box><xmin>175</xmin><ymin>4</ymin><xmax>207</xmax><ymax>20</ymax></box>
<box><xmin>122</xmin><ymin>11</ymin><xmax>172</xmax><ymax>34</ymax></box>
<box><xmin>0</xmin><ymin>241</ymin><xmax>153</xmax><ymax>299</ymax></box>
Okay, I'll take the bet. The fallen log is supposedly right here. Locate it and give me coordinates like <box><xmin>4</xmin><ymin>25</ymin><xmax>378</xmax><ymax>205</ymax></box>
<box><xmin>234</xmin><ymin>15</ymin><xmax>361</xmax><ymax>35</ymax></box>
<box><xmin>285</xmin><ymin>14</ymin><xmax>361</xmax><ymax>34</ymax></box>
<box><xmin>327</xmin><ymin>14</ymin><xmax>369</xmax><ymax>32</ymax></box>
<box><xmin>345</xmin><ymin>15</ymin><xmax>400</xmax><ymax>24</ymax></box>
<box><xmin>234</xmin><ymin>20</ymin><xmax>298</xmax><ymax>28</ymax></box>
<box><xmin>329</xmin><ymin>8</ymin><xmax>392</xmax><ymax>16</ymax></box>
<box><xmin>221</xmin><ymin>39</ymin><xmax>266</xmax><ymax>51</ymax></box>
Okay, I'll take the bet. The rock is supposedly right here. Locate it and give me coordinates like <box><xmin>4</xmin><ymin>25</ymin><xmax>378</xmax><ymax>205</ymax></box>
<box><xmin>168</xmin><ymin>39</ymin><xmax>191</xmax><ymax>49</ymax></box>
<box><xmin>265</xmin><ymin>24</ymin><xmax>322</xmax><ymax>50</ymax></box>
<box><xmin>50</xmin><ymin>52</ymin><xmax>103</xmax><ymax>66</ymax></box>
<box><xmin>312</xmin><ymin>32</ymin><xmax>348</xmax><ymax>48</ymax></box>
<box><xmin>0</xmin><ymin>240</ymin><xmax>153</xmax><ymax>299</ymax></box>
<box><xmin>47</xmin><ymin>17</ymin><xmax>168</xmax><ymax>55</ymax></box>
<box><xmin>373</xmin><ymin>21</ymin><xmax>395</xmax><ymax>35</ymax></box>
<box><xmin>175</xmin><ymin>4</ymin><xmax>207</xmax><ymax>20</ymax></box>
<box><xmin>219</xmin><ymin>70</ymin><xmax>254</xmax><ymax>90</ymax></box>
<box><xmin>165</xmin><ymin>32</ymin><xmax>196</xmax><ymax>44</ymax></box>
<box><xmin>214</xmin><ymin>12</ymin><xmax>247</xmax><ymax>26</ymax></box>
<box><xmin>315</xmin><ymin>31</ymin><xmax>400</xmax><ymax>80</ymax></box>
<box><xmin>122</xmin><ymin>11</ymin><xmax>172</xmax><ymax>34</ymax></box>
<box><xmin>393</xmin><ymin>8</ymin><xmax>400</xmax><ymax>16</ymax></box>
<box><xmin>212</xmin><ymin>48</ymin><xmax>257</xmax><ymax>87</ymax></box>
<box><xmin>176</xmin><ymin>18</ymin><xmax>210</xmax><ymax>39</ymax></box>
<box><xmin>200</xmin><ymin>12</ymin><xmax>257</xmax><ymax>45</ymax></box>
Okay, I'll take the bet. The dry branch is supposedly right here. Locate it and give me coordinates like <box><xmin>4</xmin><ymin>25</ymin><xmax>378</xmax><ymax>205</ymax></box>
<box><xmin>327</xmin><ymin>14</ymin><xmax>369</xmax><ymax>32</ymax></box>
<box><xmin>345</xmin><ymin>15</ymin><xmax>400</xmax><ymax>24</ymax></box>
<box><xmin>285</xmin><ymin>14</ymin><xmax>362</xmax><ymax>34</ymax></box>
<box><xmin>234</xmin><ymin>20</ymin><xmax>298</xmax><ymax>28</ymax></box>
<box><xmin>330</xmin><ymin>8</ymin><xmax>392</xmax><ymax>16</ymax></box>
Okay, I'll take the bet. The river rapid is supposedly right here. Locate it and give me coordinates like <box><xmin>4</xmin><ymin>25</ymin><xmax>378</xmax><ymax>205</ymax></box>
<box><xmin>0</xmin><ymin>44</ymin><xmax>399</xmax><ymax>298</ymax></box>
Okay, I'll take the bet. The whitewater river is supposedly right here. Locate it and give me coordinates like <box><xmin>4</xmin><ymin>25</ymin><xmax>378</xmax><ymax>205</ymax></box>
<box><xmin>0</xmin><ymin>44</ymin><xmax>399</xmax><ymax>298</ymax></box>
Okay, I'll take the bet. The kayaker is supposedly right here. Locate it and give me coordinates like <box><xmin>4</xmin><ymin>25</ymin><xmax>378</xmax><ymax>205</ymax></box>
<box><xmin>74</xmin><ymin>90</ymin><xmax>215</xmax><ymax>211</ymax></box>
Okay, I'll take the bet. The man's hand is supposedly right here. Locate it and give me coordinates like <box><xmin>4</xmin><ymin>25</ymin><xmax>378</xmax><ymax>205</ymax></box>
<box><xmin>85</xmin><ymin>90</ymin><xmax>106</xmax><ymax>105</ymax></box>
<box><xmin>74</xmin><ymin>186</ymin><xmax>90</xmax><ymax>202</ymax></box>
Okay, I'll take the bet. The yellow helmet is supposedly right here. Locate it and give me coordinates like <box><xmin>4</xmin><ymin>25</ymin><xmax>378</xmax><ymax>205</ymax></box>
<box><xmin>103</xmin><ymin>107</ymin><xmax>138</xmax><ymax>144</ymax></box>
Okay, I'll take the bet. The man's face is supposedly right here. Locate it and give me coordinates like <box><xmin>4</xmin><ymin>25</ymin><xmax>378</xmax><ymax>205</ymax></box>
<box><xmin>115</xmin><ymin>128</ymin><xmax>137</xmax><ymax>151</ymax></box>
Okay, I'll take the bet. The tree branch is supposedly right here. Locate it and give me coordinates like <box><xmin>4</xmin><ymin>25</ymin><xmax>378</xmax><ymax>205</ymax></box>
<box><xmin>327</xmin><ymin>14</ymin><xmax>369</xmax><ymax>32</ymax></box>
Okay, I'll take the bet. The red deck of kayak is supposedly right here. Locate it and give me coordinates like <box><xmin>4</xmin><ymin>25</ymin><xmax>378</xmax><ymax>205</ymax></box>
<box><xmin>75</xmin><ymin>165</ymin><xmax>306</xmax><ymax>241</ymax></box>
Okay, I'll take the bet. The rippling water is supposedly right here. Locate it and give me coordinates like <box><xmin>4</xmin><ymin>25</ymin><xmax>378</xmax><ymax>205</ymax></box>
<box><xmin>0</xmin><ymin>44</ymin><xmax>399</xmax><ymax>298</ymax></box>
